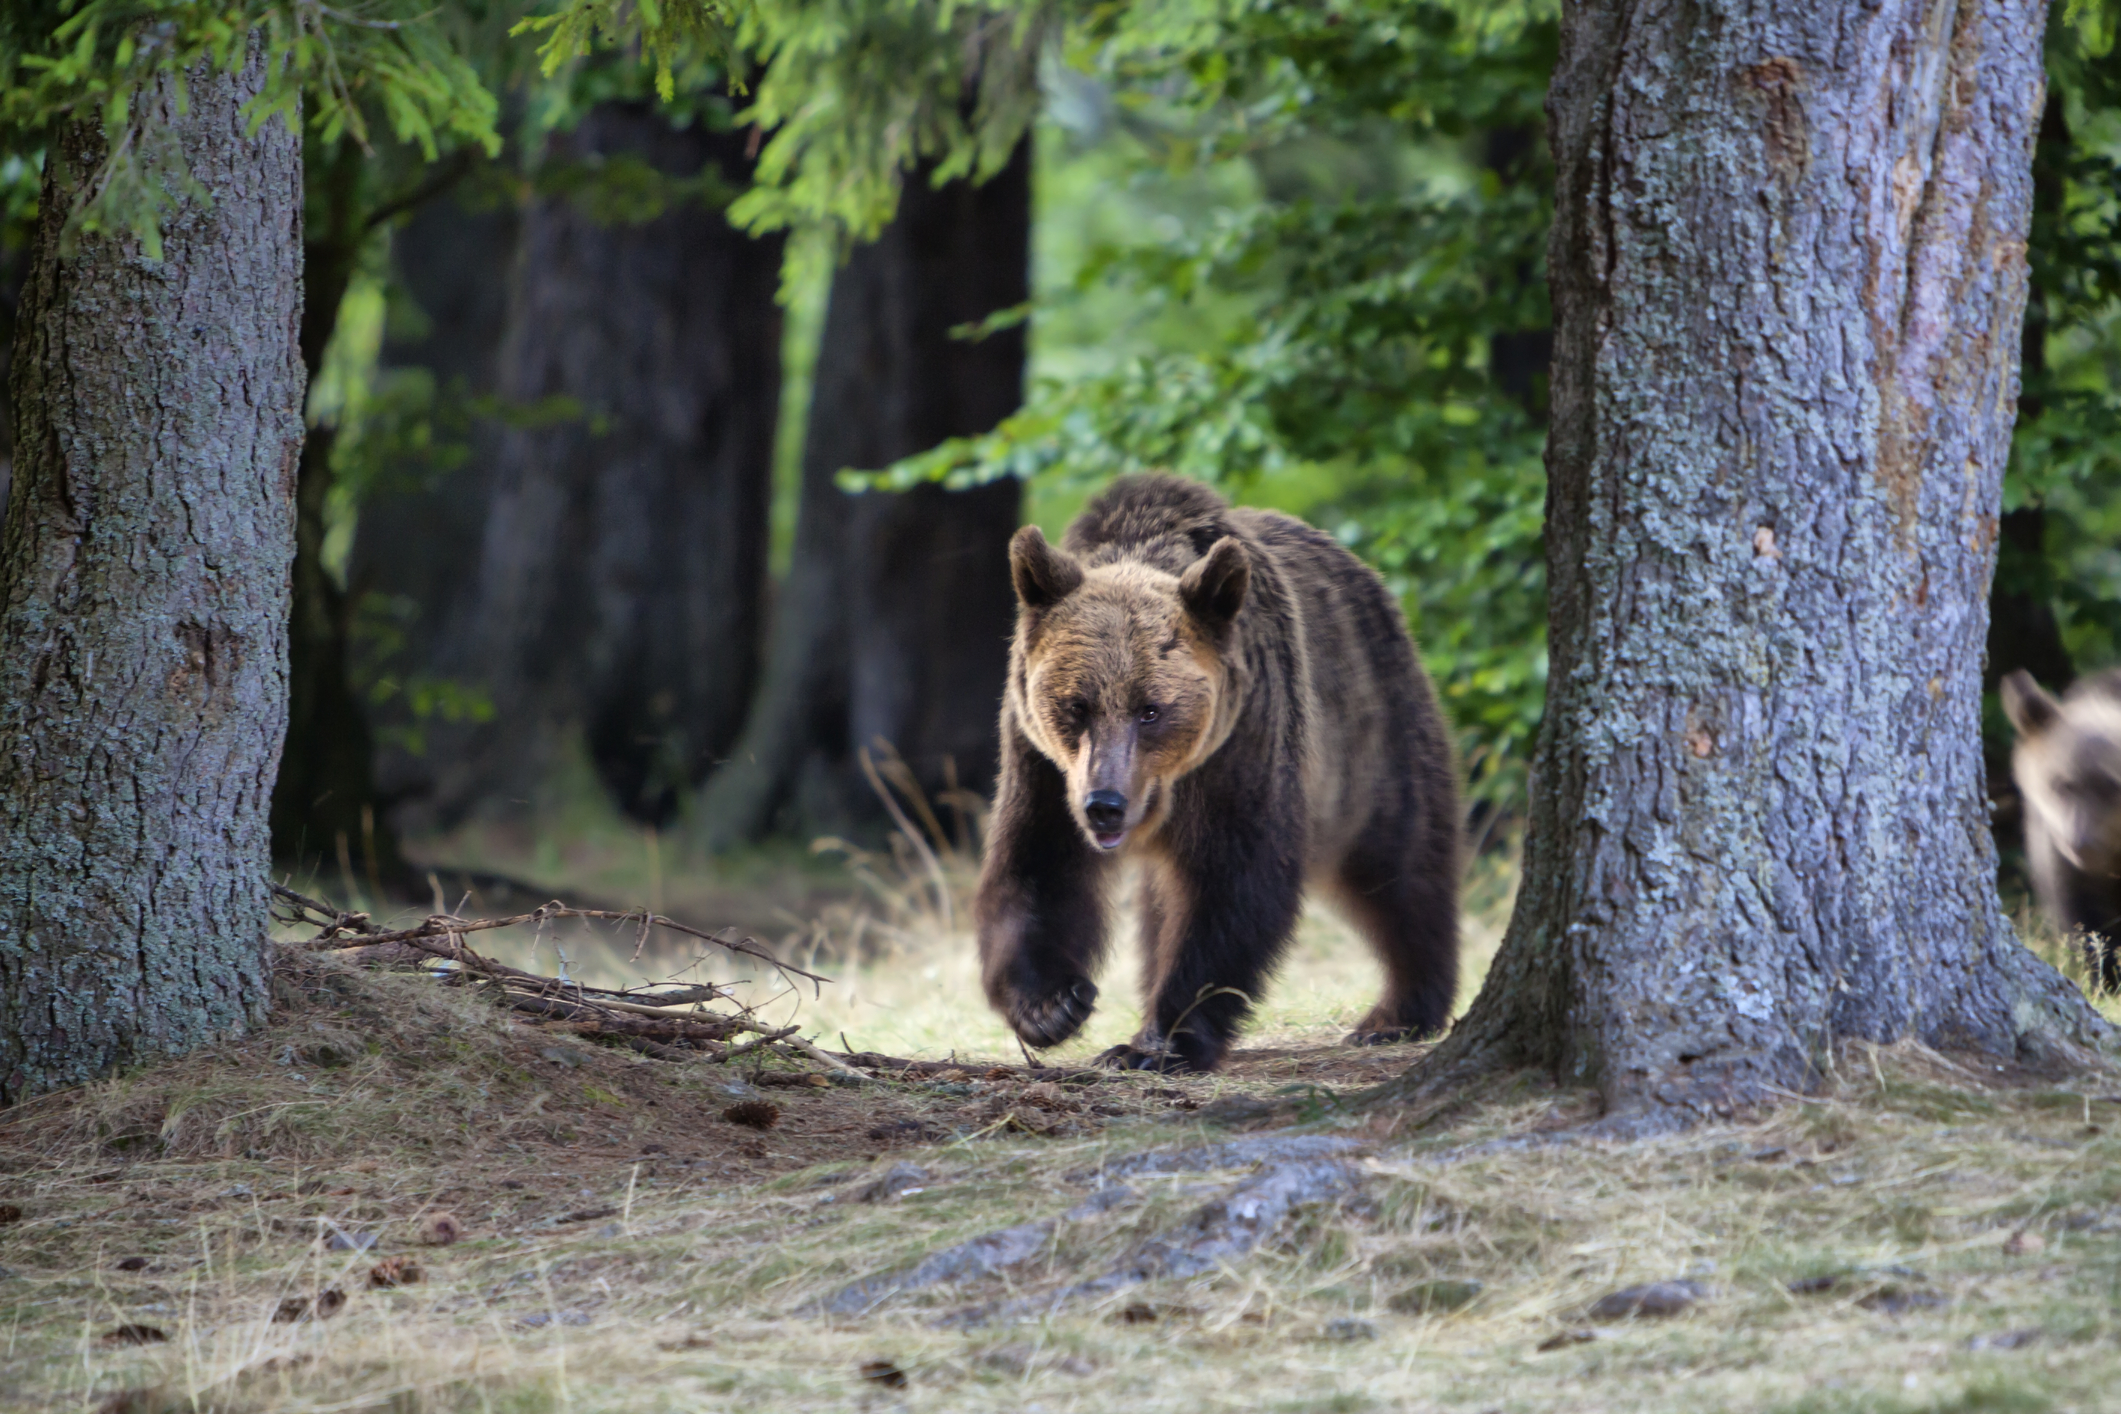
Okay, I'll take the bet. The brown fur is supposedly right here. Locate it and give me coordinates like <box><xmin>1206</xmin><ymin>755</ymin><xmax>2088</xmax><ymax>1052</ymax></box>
<box><xmin>2002</xmin><ymin>668</ymin><xmax>2121</xmax><ymax>991</ymax></box>
<box><xmin>974</xmin><ymin>475</ymin><xmax>1462</xmax><ymax>1071</ymax></box>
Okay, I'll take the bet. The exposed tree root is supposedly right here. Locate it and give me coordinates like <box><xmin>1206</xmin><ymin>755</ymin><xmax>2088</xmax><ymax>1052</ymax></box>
<box><xmin>809</xmin><ymin>1134</ymin><xmax>1371</xmax><ymax>1322</ymax></box>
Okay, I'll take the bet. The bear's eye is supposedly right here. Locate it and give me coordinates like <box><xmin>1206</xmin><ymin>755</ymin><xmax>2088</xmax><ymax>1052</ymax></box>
<box><xmin>1139</xmin><ymin>705</ymin><xmax>1160</xmax><ymax>725</ymax></box>
<box><xmin>1064</xmin><ymin>698</ymin><xmax>1091</xmax><ymax>726</ymax></box>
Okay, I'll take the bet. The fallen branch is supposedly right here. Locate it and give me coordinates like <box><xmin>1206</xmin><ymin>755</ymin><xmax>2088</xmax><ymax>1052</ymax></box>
<box><xmin>837</xmin><ymin>1050</ymin><xmax>1108</xmax><ymax>1084</ymax></box>
<box><xmin>779</xmin><ymin>1034</ymin><xmax>885</xmax><ymax>1084</ymax></box>
<box><xmin>721</xmin><ymin>1026</ymin><xmax>802</xmax><ymax>1063</ymax></box>
<box><xmin>270</xmin><ymin>881</ymin><xmax>825</xmax><ymax>991</ymax></box>
<box><xmin>272</xmin><ymin>882</ymin><xmax>957</xmax><ymax>1083</ymax></box>
<box><xmin>503</xmin><ymin>996</ymin><xmax>743</xmax><ymax>1043</ymax></box>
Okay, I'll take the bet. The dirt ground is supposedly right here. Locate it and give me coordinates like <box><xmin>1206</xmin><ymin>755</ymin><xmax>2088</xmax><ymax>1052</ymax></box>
<box><xmin>0</xmin><ymin>950</ymin><xmax>1402</xmax><ymax>1299</ymax></box>
<box><xmin>6</xmin><ymin>946</ymin><xmax>2121</xmax><ymax>1414</ymax></box>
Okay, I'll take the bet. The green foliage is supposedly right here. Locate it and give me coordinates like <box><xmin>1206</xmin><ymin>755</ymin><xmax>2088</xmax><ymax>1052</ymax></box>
<box><xmin>523</xmin><ymin>0</ymin><xmax>1050</xmax><ymax>242</ymax></box>
<box><xmin>514</xmin><ymin>0</ymin><xmax>734</xmax><ymax>105</ymax></box>
<box><xmin>729</xmin><ymin>0</ymin><xmax>1049</xmax><ymax>240</ymax></box>
<box><xmin>0</xmin><ymin>0</ymin><xmax>500</xmax><ymax>254</ymax></box>
<box><xmin>2009</xmin><ymin>1</ymin><xmax>2121</xmax><ymax>675</ymax></box>
<box><xmin>870</xmin><ymin>0</ymin><xmax>1558</xmax><ymax>806</ymax></box>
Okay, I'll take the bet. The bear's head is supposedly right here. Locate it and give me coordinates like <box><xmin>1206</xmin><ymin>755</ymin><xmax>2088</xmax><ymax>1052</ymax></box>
<box><xmin>2003</xmin><ymin>669</ymin><xmax>2121</xmax><ymax>874</ymax></box>
<box><xmin>1007</xmin><ymin>524</ymin><xmax>1249</xmax><ymax>852</ymax></box>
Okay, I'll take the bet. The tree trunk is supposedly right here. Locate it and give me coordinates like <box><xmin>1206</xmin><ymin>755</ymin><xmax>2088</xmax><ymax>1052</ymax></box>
<box><xmin>271</xmin><ymin>137</ymin><xmax>396</xmax><ymax>879</ymax></box>
<box><xmin>346</xmin><ymin>181</ymin><xmax>519</xmax><ymax>836</ymax></box>
<box><xmin>698</xmin><ymin>142</ymin><xmax>1030</xmax><ymax>850</ymax></box>
<box><xmin>0</xmin><ymin>49</ymin><xmax>303</xmax><ymax>1103</ymax></box>
<box><xmin>1397</xmin><ymin>0</ymin><xmax>2109</xmax><ymax>1130</ymax></box>
<box><xmin>0</xmin><ymin>227</ymin><xmax>24</xmax><ymax>533</ymax></box>
<box><xmin>421</xmin><ymin>106</ymin><xmax>783</xmax><ymax>827</ymax></box>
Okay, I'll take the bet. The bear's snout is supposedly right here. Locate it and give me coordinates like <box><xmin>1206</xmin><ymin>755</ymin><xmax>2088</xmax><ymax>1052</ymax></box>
<box><xmin>1084</xmin><ymin>790</ymin><xmax>1128</xmax><ymax>845</ymax></box>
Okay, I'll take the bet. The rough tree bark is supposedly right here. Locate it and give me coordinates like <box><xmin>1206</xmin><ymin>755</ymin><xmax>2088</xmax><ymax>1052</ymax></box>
<box><xmin>1394</xmin><ymin>0</ymin><xmax>2109</xmax><ymax>1129</ymax></box>
<box><xmin>420</xmin><ymin>106</ymin><xmax>783</xmax><ymax>827</ymax></box>
<box><xmin>0</xmin><ymin>50</ymin><xmax>304</xmax><ymax>1103</ymax></box>
<box><xmin>698</xmin><ymin>142</ymin><xmax>1030</xmax><ymax>850</ymax></box>
<box><xmin>0</xmin><ymin>230</ymin><xmax>22</xmax><ymax>531</ymax></box>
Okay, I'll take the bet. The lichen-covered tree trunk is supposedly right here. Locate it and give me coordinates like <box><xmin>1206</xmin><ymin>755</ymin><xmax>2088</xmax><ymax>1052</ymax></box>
<box><xmin>0</xmin><ymin>50</ymin><xmax>303</xmax><ymax>1103</ymax></box>
<box><xmin>698</xmin><ymin>143</ymin><xmax>1029</xmax><ymax>850</ymax></box>
<box><xmin>1401</xmin><ymin>0</ymin><xmax>2108</xmax><ymax>1128</ymax></box>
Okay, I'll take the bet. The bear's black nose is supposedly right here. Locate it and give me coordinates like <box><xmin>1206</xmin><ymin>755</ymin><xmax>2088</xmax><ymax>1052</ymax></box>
<box><xmin>1084</xmin><ymin>790</ymin><xmax>1128</xmax><ymax>832</ymax></box>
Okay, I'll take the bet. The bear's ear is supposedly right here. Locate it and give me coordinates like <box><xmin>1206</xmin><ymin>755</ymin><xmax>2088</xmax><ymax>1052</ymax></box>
<box><xmin>1011</xmin><ymin>525</ymin><xmax>1084</xmax><ymax>610</ymax></box>
<box><xmin>2001</xmin><ymin>670</ymin><xmax>2061</xmax><ymax>738</ymax></box>
<box><xmin>1179</xmin><ymin>535</ymin><xmax>1250</xmax><ymax>631</ymax></box>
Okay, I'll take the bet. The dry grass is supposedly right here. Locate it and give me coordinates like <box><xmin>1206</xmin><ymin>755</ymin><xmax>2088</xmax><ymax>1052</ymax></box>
<box><xmin>7</xmin><ymin>827</ymin><xmax>2121</xmax><ymax>1413</ymax></box>
<box><xmin>7</xmin><ymin>1021</ymin><xmax>2121</xmax><ymax>1414</ymax></box>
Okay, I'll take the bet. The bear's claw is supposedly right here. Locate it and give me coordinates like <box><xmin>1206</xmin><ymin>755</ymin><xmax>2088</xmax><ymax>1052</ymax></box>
<box><xmin>1342</xmin><ymin>1026</ymin><xmax>1411</xmax><ymax>1047</ymax></box>
<box><xmin>1010</xmin><ymin>976</ymin><xmax>1098</xmax><ymax>1049</ymax></box>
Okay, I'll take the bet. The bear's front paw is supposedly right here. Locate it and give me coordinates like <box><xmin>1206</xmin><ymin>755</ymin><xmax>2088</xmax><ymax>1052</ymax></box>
<box><xmin>1094</xmin><ymin>1042</ymin><xmax>1191</xmax><ymax>1073</ymax></box>
<box><xmin>1009</xmin><ymin>976</ymin><xmax>1098</xmax><ymax>1049</ymax></box>
<box><xmin>1344</xmin><ymin>1003</ymin><xmax>1443</xmax><ymax>1048</ymax></box>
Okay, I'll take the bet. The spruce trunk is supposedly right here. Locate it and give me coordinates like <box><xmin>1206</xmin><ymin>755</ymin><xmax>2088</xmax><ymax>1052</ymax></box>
<box><xmin>1407</xmin><ymin>0</ymin><xmax>2108</xmax><ymax>1128</ymax></box>
<box><xmin>415</xmin><ymin>106</ymin><xmax>782</xmax><ymax>828</ymax></box>
<box><xmin>0</xmin><ymin>51</ymin><xmax>304</xmax><ymax>1103</ymax></box>
<box><xmin>348</xmin><ymin>187</ymin><xmax>518</xmax><ymax>837</ymax></box>
<box><xmin>699</xmin><ymin>142</ymin><xmax>1029</xmax><ymax>850</ymax></box>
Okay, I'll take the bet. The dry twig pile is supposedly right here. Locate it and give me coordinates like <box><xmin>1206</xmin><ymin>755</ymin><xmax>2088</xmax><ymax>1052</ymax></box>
<box><xmin>268</xmin><ymin>883</ymin><xmax>868</xmax><ymax>1075</ymax></box>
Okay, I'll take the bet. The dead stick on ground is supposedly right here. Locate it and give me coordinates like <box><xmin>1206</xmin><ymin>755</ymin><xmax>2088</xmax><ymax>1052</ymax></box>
<box><xmin>266</xmin><ymin>882</ymin><xmax>929</xmax><ymax>1077</ymax></box>
<box><xmin>270</xmin><ymin>883</ymin><xmax>827</xmax><ymax>991</ymax></box>
<box><xmin>776</xmin><ymin>1034</ymin><xmax>882</xmax><ymax>1083</ymax></box>
<box><xmin>720</xmin><ymin>1026</ymin><xmax>802</xmax><ymax>1063</ymax></box>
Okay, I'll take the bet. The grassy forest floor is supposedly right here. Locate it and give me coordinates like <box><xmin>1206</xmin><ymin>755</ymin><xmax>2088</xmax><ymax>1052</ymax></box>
<box><xmin>5</xmin><ymin>833</ymin><xmax>2121</xmax><ymax>1414</ymax></box>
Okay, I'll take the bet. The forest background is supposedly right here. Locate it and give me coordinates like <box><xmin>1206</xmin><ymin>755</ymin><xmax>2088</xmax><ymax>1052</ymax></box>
<box><xmin>1</xmin><ymin>0</ymin><xmax>2118</xmax><ymax>916</ymax></box>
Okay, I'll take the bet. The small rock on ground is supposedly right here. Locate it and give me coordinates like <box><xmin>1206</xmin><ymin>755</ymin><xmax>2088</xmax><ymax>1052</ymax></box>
<box><xmin>1586</xmin><ymin>1279</ymin><xmax>1706</xmax><ymax>1320</ymax></box>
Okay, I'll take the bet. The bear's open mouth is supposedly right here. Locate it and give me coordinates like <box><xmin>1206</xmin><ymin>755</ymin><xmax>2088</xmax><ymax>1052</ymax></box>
<box><xmin>1093</xmin><ymin>829</ymin><xmax>1126</xmax><ymax>850</ymax></box>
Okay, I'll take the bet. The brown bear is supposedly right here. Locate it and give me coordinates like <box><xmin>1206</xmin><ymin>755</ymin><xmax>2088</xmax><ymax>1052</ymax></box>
<box><xmin>973</xmin><ymin>473</ymin><xmax>1461</xmax><ymax>1072</ymax></box>
<box><xmin>2001</xmin><ymin>668</ymin><xmax>2121</xmax><ymax>991</ymax></box>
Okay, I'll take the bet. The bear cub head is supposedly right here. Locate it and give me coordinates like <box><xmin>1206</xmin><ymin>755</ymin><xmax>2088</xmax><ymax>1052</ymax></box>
<box><xmin>1007</xmin><ymin>524</ymin><xmax>1250</xmax><ymax>852</ymax></box>
<box><xmin>2002</xmin><ymin>668</ymin><xmax>2121</xmax><ymax>876</ymax></box>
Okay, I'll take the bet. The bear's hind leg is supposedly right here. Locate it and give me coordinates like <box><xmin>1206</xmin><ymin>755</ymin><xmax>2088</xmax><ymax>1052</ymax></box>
<box><xmin>1334</xmin><ymin>817</ymin><xmax>1459</xmax><ymax>1046</ymax></box>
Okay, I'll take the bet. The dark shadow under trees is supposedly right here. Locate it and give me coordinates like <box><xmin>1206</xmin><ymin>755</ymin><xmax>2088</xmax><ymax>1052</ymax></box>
<box><xmin>698</xmin><ymin>141</ymin><xmax>1032</xmax><ymax>851</ymax></box>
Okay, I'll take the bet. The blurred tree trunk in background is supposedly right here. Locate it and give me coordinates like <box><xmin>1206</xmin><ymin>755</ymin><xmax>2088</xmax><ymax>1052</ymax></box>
<box><xmin>347</xmin><ymin>178</ymin><xmax>519</xmax><ymax>838</ymax></box>
<box><xmin>0</xmin><ymin>50</ymin><xmax>302</xmax><ymax>1102</ymax></box>
<box><xmin>272</xmin><ymin>137</ymin><xmax>397</xmax><ymax>881</ymax></box>
<box><xmin>699</xmin><ymin>141</ymin><xmax>1030</xmax><ymax>852</ymax></box>
<box><xmin>1389</xmin><ymin>0</ymin><xmax>2108</xmax><ymax>1130</ymax></box>
<box><xmin>402</xmin><ymin>105</ymin><xmax>783</xmax><ymax>830</ymax></box>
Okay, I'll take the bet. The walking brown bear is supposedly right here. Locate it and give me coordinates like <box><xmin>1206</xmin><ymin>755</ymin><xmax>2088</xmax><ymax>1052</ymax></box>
<box><xmin>974</xmin><ymin>474</ymin><xmax>1461</xmax><ymax>1072</ymax></box>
